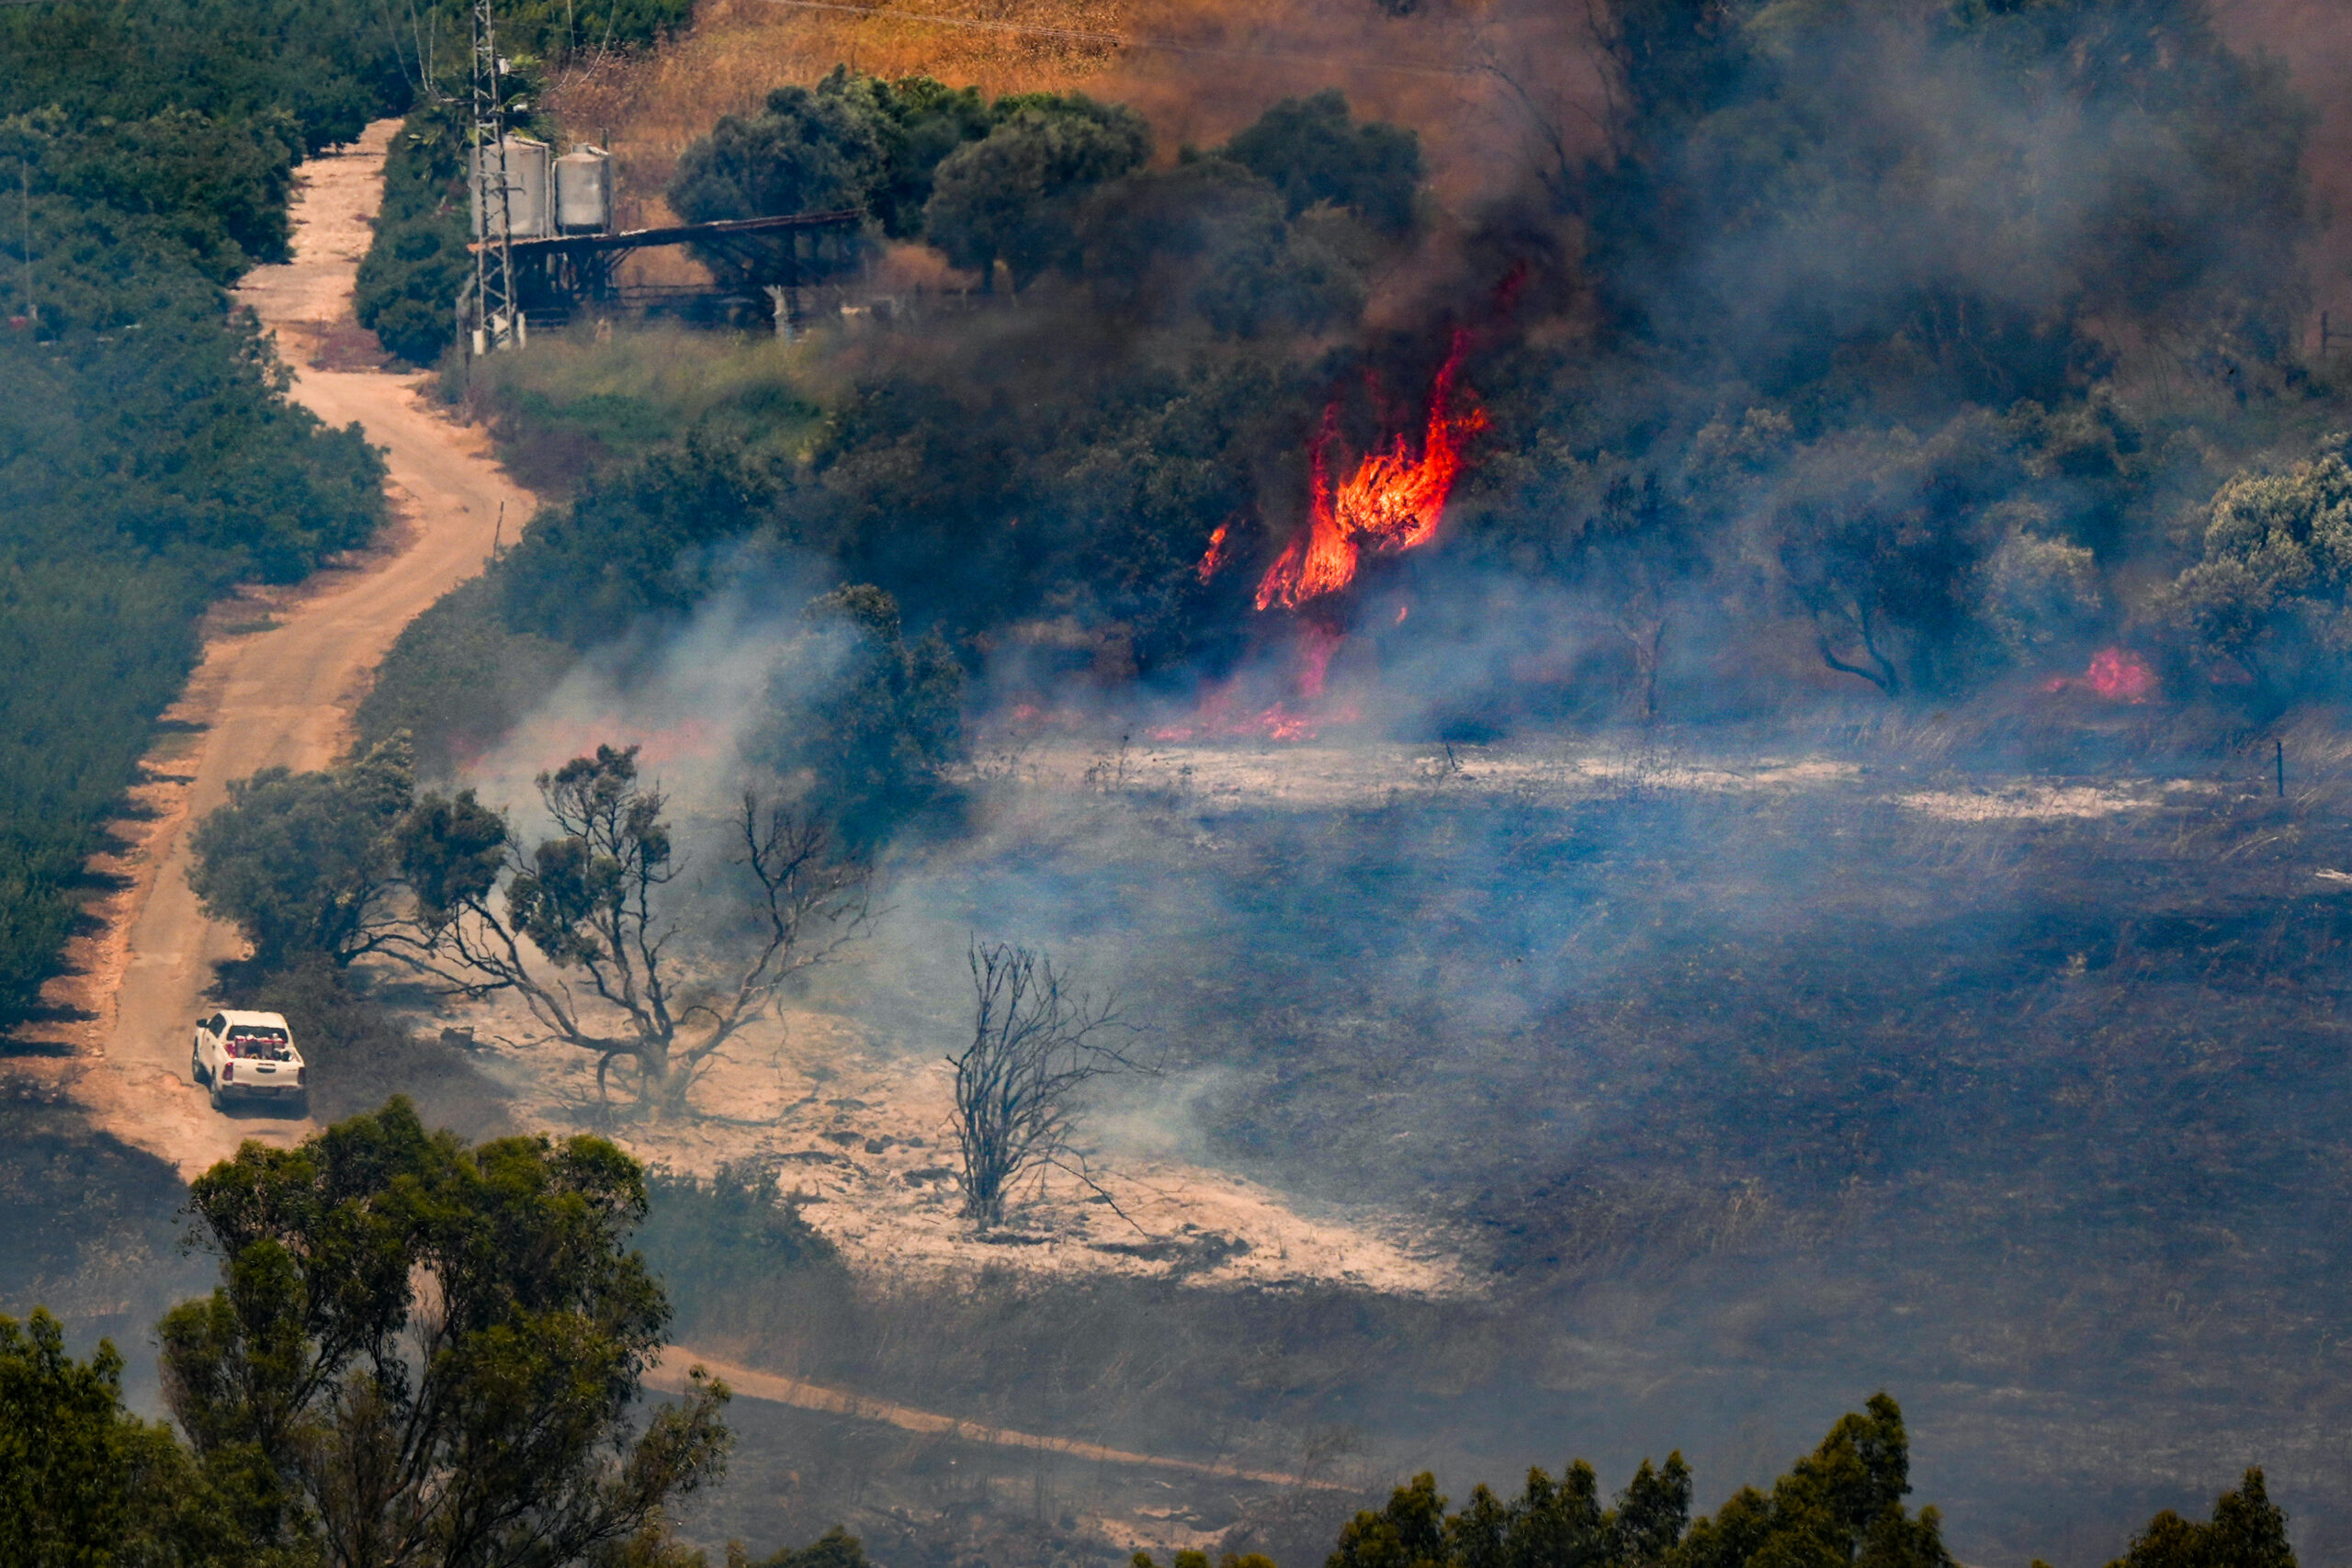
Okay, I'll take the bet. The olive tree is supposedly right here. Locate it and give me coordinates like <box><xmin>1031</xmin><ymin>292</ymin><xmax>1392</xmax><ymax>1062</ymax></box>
<box><xmin>923</xmin><ymin>95</ymin><xmax>1150</xmax><ymax>291</ymax></box>
<box><xmin>387</xmin><ymin>744</ymin><xmax>870</xmax><ymax>1118</ymax></box>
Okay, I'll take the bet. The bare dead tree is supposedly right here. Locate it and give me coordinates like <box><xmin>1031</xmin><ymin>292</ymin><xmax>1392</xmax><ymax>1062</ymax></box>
<box><xmin>385</xmin><ymin>745</ymin><xmax>871</xmax><ymax>1117</ymax></box>
<box><xmin>947</xmin><ymin>942</ymin><xmax>1149</xmax><ymax>1230</ymax></box>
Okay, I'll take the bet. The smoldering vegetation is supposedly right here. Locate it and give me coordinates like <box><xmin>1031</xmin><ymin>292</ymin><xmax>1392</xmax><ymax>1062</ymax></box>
<box><xmin>435</xmin><ymin>706</ymin><xmax>2352</xmax><ymax>1564</ymax></box>
<box><xmin>300</xmin><ymin>0</ymin><xmax>2352</xmax><ymax>1562</ymax></box>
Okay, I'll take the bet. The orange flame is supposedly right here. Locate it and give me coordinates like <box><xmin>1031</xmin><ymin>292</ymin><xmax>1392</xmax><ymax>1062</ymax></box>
<box><xmin>1196</xmin><ymin>522</ymin><xmax>1230</xmax><ymax>583</ymax></box>
<box><xmin>1218</xmin><ymin>334</ymin><xmax>1486</xmax><ymax>613</ymax></box>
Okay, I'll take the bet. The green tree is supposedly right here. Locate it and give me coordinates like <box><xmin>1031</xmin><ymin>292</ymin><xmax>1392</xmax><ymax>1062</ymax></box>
<box><xmin>2100</xmin><ymin>1469</ymin><xmax>2294</xmax><ymax>1568</ymax></box>
<box><xmin>819</xmin><ymin>70</ymin><xmax>991</xmax><ymax>239</ymax></box>
<box><xmin>749</xmin><ymin>585</ymin><xmax>964</xmax><ymax>844</ymax></box>
<box><xmin>0</xmin><ymin>1309</ymin><xmax>215</xmax><ymax>1567</ymax></box>
<box><xmin>1317</xmin><ymin>1399</ymin><xmax>1947</xmax><ymax>1568</ymax></box>
<box><xmin>1079</xmin><ymin>157</ymin><xmax>1367</xmax><ymax>339</ymax></box>
<box><xmin>1333</xmin><ymin>1451</ymin><xmax>1691</xmax><ymax>1568</ymax></box>
<box><xmin>387</xmin><ymin>747</ymin><xmax>872</xmax><ymax>1115</ymax></box>
<box><xmin>2155</xmin><ymin>434</ymin><xmax>2352</xmax><ymax>691</ymax></box>
<box><xmin>923</xmin><ymin>94</ymin><xmax>1150</xmax><ymax>291</ymax></box>
<box><xmin>187</xmin><ymin>735</ymin><xmax>417</xmax><ymax>970</ymax></box>
<box><xmin>669</xmin><ymin>75</ymin><xmax>886</xmax><ymax>291</ymax></box>
<box><xmin>1669</xmin><ymin>1394</ymin><xmax>1950</xmax><ymax>1568</ymax></box>
<box><xmin>1222</xmin><ymin>89</ymin><xmax>1422</xmax><ymax>233</ymax></box>
<box><xmin>498</xmin><ymin>438</ymin><xmax>778</xmax><ymax>648</ymax></box>
<box><xmin>158</xmin><ymin>1100</ymin><xmax>734</xmax><ymax>1566</ymax></box>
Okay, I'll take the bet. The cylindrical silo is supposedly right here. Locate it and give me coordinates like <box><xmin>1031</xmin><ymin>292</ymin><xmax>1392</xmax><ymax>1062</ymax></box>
<box><xmin>470</xmin><ymin>135</ymin><xmax>553</xmax><ymax>241</ymax></box>
<box><xmin>554</xmin><ymin>144</ymin><xmax>613</xmax><ymax>234</ymax></box>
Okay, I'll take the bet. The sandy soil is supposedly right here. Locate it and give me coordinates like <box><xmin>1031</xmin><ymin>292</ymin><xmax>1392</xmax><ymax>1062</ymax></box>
<box><xmin>433</xmin><ymin>987</ymin><xmax>1467</xmax><ymax>1298</ymax></box>
<box><xmin>33</xmin><ymin>122</ymin><xmax>536</xmax><ymax>1180</ymax></box>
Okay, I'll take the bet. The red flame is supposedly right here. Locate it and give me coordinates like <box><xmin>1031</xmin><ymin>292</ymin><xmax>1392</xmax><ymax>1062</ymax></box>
<box><xmin>1227</xmin><ymin>333</ymin><xmax>1487</xmax><ymax>613</ymax></box>
<box><xmin>1148</xmin><ymin>690</ymin><xmax>1363</xmax><ymax>745</ymax></box>
<box><xmin>1149</xmin><ymin>627</ymin><xmax>1362</xmax><ymax>744</ymax></box>
<box><xmin>2042</xmin><ymin>647</ymin><xmax>2155</xmax><ymax>704</ymax></box>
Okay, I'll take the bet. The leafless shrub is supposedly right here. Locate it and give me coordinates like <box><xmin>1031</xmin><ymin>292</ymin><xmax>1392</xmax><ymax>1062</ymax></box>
<box><xmin>947</xmin><ymin>942</ymin><xmax>1152</xmax><ymax>1229</ymax></box>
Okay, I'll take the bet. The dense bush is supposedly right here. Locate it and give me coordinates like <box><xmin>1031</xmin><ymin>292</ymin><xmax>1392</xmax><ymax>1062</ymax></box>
<box><xmin>0</xmin><ymin>2</ymin><xmax>400</xmax><ymax>1028</ymax></box>
<box><xmin>187</xmin><ymin>737</ymin><xmax>415</xmax><ymax>970</ymax></box>
<box><xmin>355</xmin><ymin>574</ymin><xmax>577</xmax><ymax>778</ymax></box>
<box><xmin>440</xmin><ymin>0</ymin><xmax>2340</xmax><ymax>780</ymax></box>
<box><xmin>353</xmin><ymin>115</ymin><xmax>472</xmax><ymax>365</ymax></box>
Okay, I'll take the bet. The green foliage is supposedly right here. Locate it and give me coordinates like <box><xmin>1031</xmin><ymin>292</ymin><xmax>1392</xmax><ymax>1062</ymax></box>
<box><xmin>748</xmin><ymin>585</ymin><xmax>966</xmax><ymax>844</ymax></box>
<box><xmin>1328</xmin><ymin>1450</ymin><xmax>1691</xmax><ymax>1568</ymax></box>
<box><xmin>0</xmin><ymin>0</ymin><xmax>397</xmax><ymax>1030</ymax></box>
<box><xmin>159</xmin><ymin>1100</ymin><xmax>734</xmax><ymax>1562</ymax></box>
<box><xmin>0</xmin><ymin>0</ymin><xmax>406</xmax><ymax>154</ymax></box>
<box><xmin>500</xmin><ymin>436</ymin><xmax>780</xmax><ymax>645</ymax></box>
<box><xmin>663</xmin><ymin>67</ymin><xmax>989</xmax><ymax>290</ymax></box>
<box><xmin>0</xmin><ymin>1309</ymin><xmax>203</xmax><ymax>1568</ymax></box>
<box><xmin>0</xmin><ymin>284</ymin><xmax>383</xmax><ymax>1032</ymax></box>
<box><xmin>187</xmin><ymin>736</ymin><xmax>417</xmax><ymax>969</ymax></box>
<box><xmin>485</xmin><ymin>0</ymin><xmax>695</xmax><ymax>61</ymax></box>
<box><xmin>2</xmin><ymin>108</ymin><xmax>303</xmax><ymax>284</ymax></box>
<box><xmin>1083</xmin><ymin>156</ymin><xmax>1369</xmax><ymax>339</ymax></box>
<box><xmin>1222</xmin><ymin>89</ymin><xmax>1422</xmax><ymax>233</ymax></box>
<box><xmin>354</xmin><ymin>115</ymin><xmax>472</xmax><ymax>366</ymax></box>
<box><xmin>923</xmin><ymin>93</ymin><xmax>1151</xmax><ymax>290</ymax></box>
<box><xmin>1132</xmin><ymin>1553</ymin><xmax>1272</xmax><ymax>1568</ymax></box>
<box><xmin>639</xmin><ymin>1162</ymin><xmax>841</xmax><ymax>1308</ymax></box>
<box><xmin>356</xmin><ymin>575</ymin><xmax>578</xmax><ymax>780</ymax></box>
<box><xmin>2100</xmin><ymin>1469</ymin><xmax>2294</xmax><ymax>1568</ymax></box>
<box><xmin>2156</xmin><ymin>433</ymin><xmax>2352</xmax><ymax>688</ymax></box>
<box><xmin>1669</xmin><ymin>1395</ymin><xmax>1950</xmax><ymax>1568</ymax></box>
<box><xmin>1317</xmin><ymin>1399</ymin><xmax>1946</xmax><ymax>1568</ymax></box>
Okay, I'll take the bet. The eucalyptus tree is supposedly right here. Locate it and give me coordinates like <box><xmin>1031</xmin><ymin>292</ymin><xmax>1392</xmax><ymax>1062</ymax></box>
<box><xmin>389</xmin><ymin>744</ymin><xmax>871</xmax><ymax>1117</ymax></box>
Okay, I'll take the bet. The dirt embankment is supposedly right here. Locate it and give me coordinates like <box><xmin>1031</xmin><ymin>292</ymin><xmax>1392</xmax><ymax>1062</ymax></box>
<box><xmin>38</xmin><ymin>121</ymin><xmax>535</xmax><ymax>1181</ymax></box>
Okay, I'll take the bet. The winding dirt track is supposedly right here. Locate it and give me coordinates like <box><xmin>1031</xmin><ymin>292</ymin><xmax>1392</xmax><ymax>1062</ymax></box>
<box><xmin>53</xmin><ymin>126</ymin><xmax>1327</xmax><ymax>1494</ymax></box>
<box><xmin>67</xmin><ymin>121</ymin><xmax>534</xmax><ymax>1179</ymax></box>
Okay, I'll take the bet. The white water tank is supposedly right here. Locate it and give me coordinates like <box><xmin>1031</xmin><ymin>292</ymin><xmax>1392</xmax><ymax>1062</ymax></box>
<box><xmin>554</xmin><ymin>144</ymin><xmax>613</xmax><ymax>233</ymax></box>
<box><xmin>470</xmin><ymin>135</ymin><xmax>553</xmax><ymax>241</ymax></box>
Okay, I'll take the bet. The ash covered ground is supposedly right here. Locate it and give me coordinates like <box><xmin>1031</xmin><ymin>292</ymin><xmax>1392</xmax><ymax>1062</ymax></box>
<box><xmin>426</xmin><ymin>711</ymin><xmax>2352</xmax><ymax>1566</ymax></box>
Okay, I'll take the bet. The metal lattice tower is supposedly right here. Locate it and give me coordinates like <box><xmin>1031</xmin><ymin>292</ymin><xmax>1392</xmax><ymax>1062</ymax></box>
<box><xmin>469</xmin><ymin>0</ymin><xmax>521</xmax><ymax>354</ymax></box>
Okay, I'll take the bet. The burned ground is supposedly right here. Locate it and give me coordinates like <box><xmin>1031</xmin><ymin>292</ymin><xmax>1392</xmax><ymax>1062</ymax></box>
<box><xmin>684</xmin><ymin>723</ymin><xmax>2352</xmax><ymax>1565</ymax></box>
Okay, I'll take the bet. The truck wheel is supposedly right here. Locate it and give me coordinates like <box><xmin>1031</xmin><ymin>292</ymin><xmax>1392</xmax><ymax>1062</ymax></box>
<box><xmin>290</xmin><ymin>1092</ymin><xmax>311</xmax><ymax>1120</ymax></box>
<box><xmin>190</xmin><ymin>1046</ymin><xmax>205</xmax><ymax>1086</ymax></box>
<box><xmin>209</xmin><ymin>1080</ymin><xmax>224</xmax><ymax>1111</ymax></box>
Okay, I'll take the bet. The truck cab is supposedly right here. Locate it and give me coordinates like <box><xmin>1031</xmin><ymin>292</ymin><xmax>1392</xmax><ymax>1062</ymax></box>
<box><xmin>190</xmin><ymin>1009</ymin><xmax>308</xmax><ymax>1114</ymax></box>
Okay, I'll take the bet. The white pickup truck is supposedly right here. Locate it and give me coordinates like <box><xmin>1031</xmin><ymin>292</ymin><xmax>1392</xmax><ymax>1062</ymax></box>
<box><xmin>189</xmin><ymin>1009</ymin><xmax>308</xmax><ymax>1113</ymax></box>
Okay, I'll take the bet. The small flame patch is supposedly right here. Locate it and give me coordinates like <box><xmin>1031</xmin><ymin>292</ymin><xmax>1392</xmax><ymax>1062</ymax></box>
<box><xmin>2043</xmin><ymin>647</ymin><xmax>2155</xmax><ymax>704</ymax></box>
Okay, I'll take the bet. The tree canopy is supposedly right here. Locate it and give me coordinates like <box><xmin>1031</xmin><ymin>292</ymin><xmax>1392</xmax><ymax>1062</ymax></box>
<box><xmin>159</xmin><ymin>1099</ymin><xmax>733</xmax><ymax>1565</ymax></box>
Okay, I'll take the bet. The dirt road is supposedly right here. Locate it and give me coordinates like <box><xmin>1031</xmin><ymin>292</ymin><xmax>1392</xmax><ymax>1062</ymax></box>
<box><xmin>646</xmin><ymin>1349</ymin><xmax>1348</xmax><ymax>1491</ymax></box>
<box><xmin>65</xmin><ymin>121</ymin><xmax>536</xmax><ymax>1179</ymax></box>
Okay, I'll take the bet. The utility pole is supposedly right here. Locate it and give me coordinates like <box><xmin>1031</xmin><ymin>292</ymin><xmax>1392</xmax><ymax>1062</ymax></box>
<box><xmin>17</xmin><ymin>156</ymin><xmax>32</xmax><ymax>327</ymax></box>
<box><xmin>469</xmin><ymin>0</ymin><xmax>521</xmax><ymax>355</ymax></box>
